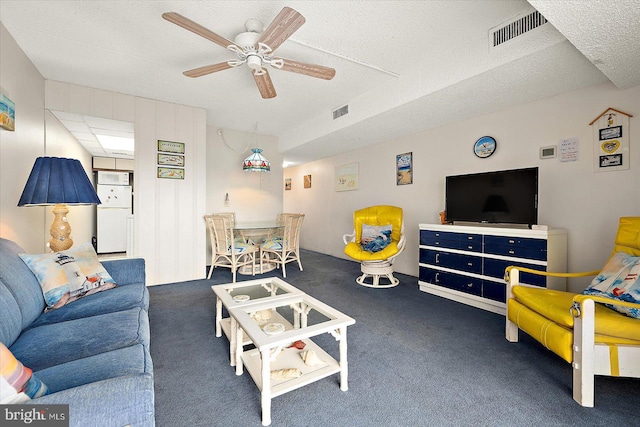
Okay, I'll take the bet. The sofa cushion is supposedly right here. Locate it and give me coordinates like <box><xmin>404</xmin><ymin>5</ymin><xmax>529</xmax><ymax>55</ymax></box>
<box><xmin>101</xmin><ymin>258</ymin><xmax>146</xmax><ymax>287</ymax></box>
<box><xmin>35</xmin><ymin>344</ymin><xmax>150</xmax><ymax>393</ymax></box>
<box><xmin>582</xmin><ymin>251</ymin><xmax>640</xmax><ymax>318</ymax></box>
<box><xmin>29</xmin><ymin>282</ymin><xmax>149</xmax><ymax>329</ymax></box>
<box><xmin>0</xmin><ymin>238</ymin><xmax>46</xmax><ymax>330</ymax></box>
<box><xmin>19</xmin><ymin>242</ymin><xmax>117</xmax><ymax>311</ymax></box>
<box><xmin>0</xmin><ymin>281</ymin><xmax>22</xmax><ymax>347</ymax></box>
<box><xmin>1</xmin><ymin>342</ymin><xmax>48</xmax><ymax>403</ymax></box>
<box><xmin>33</xmin><ymin>373</ymin><xmax>155</xmax><ymax>427</ymax></box>
<box><xmin>9</xmin><ymin>307</ymin><xmax>149</xmax><ymax>372</ymax></box>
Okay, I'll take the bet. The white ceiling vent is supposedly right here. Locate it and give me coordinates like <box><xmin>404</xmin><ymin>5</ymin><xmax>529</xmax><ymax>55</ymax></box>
<box><xmin>333</xmin><ymin>104</ymin><xmax>349</xmax><ymax>120</ymax></box>
<box><xmin>491</xmin><ymin>10</ymin><xmax>548</xmax><ymax>48</ymax></box>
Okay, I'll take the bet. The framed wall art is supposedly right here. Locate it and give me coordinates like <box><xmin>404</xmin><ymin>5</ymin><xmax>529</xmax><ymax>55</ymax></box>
<box><xmin>157</xmin><ymin>140</ymin><xmax>185</xmax><ymax>154</ymax></box>
<box><xmin>285</xmin><ymin>178</ymin><xmax>291</xmax><ymax>190</ymax></box>
<box><xmin>335</xmin><ymin>163</ymin><xmax>358</xmax><ymax>192</ymax></box>
<box><xmin>396</xmin><ymin>152</ymin><xmax>413</xmax><ymax>185</ymax></box>
<box><xmin>157</xmin><ymin>167</ymin><xmax>184</xmax><ymax>180</ymax></box>
<box><xmin>157</xmin><ymin>153</ymin><xmax>185</xmax><ymax>167</ymax></box>
<box><xmin>0</xmin><ymin>93</ymin><xmax>15</xmax><ymax>131</ymax></box>
<box><xmin>304</xmin><ymin>175</ymin><xmax>312</xmax><ymax>189</ymax></box>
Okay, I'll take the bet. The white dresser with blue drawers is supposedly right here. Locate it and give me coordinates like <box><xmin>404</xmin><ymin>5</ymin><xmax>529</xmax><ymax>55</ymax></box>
<box><xmin>418</xmin><ymin>224</ymin><xmax>567</xmax><ymax>315</ymax></box>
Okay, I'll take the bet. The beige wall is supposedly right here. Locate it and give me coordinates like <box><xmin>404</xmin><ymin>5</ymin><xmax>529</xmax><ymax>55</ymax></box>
<box><xmin>205</xmin><ymin>127</ymin><xmax>283</xmax><ymax>259</ymax></box>
<box><xmin>0</xmin><ymin>23</ymin><xmax>93</xmax><ymax>253</ymax></box>
<box><xmin>284</xmin><ymin>81</ymin><xmax>640</xmax><ymax>293</ymax></box>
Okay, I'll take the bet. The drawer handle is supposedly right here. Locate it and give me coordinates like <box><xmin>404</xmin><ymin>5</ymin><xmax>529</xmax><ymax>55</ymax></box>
<box><xmin>509</xmin><ymin>250</ymin><xmax>515</xmax><ymax>254</ymax></box>
<box><xmin>435</xmin><ymin>253</ymin><xmax>440</xmax><ymax>263</ymax></box>
<box><xmin>467</xmin><ymin>245</ymin><xmax>473</xmax><ymax>249</ymax></box>
<box><xmin>467</xmin><ymin>262</ymin><xmax>473</xmax><ymax>266</ymax></box>
<box><xmin>467</xmin><ymin>236</ymin><xmax>473</xmax><ymax>240</ymax></box>
<box><xmin>435</xmin><ymin>272</ymin><xmax>440</xmax><ymax>283</ymax></box>
<box><xmin>467</xmin><ymin>283</ymin><xmax>473</xmax><ymax>288</ymax></box>
<box><xmin>509</xmin><ymin>240</ymin><xmax>515</xmax><ymax>244</ymax></box>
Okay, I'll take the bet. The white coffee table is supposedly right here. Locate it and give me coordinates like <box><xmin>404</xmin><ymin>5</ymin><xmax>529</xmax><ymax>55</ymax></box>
<box><xmin>211</xmin><ymin>277</ymin><xmax>304</xmax><ymax>367</ymax></box>
<box><xmin>227</xmin><ymin>293</ymin><xmax>355</xmax><ymax>426</ymax></box>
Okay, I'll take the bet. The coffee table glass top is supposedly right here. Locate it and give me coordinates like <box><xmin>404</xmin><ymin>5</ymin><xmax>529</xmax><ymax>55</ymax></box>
<box><xmin>228</xmin><ymin>293</ymin><xmax>355</xmax><ymax>350</ymax></box>
<box><xmin>212</xmin><ymin>277</ymin><xmax>304</xmax><ymax>308</ymax></box>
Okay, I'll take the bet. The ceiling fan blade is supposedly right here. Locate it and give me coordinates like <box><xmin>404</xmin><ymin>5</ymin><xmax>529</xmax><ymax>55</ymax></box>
<box><xmin>253</xmin><ymin>70</ymin><xmax>277</xmax><ymax>99</ymax></box>
<box><xmin>183</xmin><ymin>62</ymin><xmax>234</xmax><ymax>78</ymax></box>
<box><xmin>257</xmin><ymin>7</ymin><xmax>305</xmax><ymax>52</ymax></box>
<box><xmin>279</xmin><ymin>58</ymin><xmax>336</xmax><ymax>80</ymax></box>
<box><xmin>162</xmin><ymin>12</ymin><xmax>236</xmax><ymax>49</ymax></box>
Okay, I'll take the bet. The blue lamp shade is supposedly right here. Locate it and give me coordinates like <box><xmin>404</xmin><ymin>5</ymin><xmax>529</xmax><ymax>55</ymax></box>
<box><xmin>18</xmin><ymin>157</ymin><xmax>101</xmax><ymax>206</ymax></box>
<box><xmin>242</xmin><ymin>148</ymin><xmax>270</xmax><ymax>172</ymax></box>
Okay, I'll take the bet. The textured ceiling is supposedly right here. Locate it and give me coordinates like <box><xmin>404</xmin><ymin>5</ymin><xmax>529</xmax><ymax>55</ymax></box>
<box><xmin>1</xmin><ymin>1</ymin><xmax>637</xmax><ymax>166</ymax></box>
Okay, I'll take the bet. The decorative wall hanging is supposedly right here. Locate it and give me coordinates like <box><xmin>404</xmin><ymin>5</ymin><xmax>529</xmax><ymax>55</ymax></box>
<box><xmin>589</xmin><ymin>108</ymin><xmax>632</xmax><ymax>172</ymax></box>
<box><xmin>304</xmin><ymin>175</ymin><xmax>312</xmax><ymax>189</ymax></box>
<box><xmin>0</xmin><ymin>93</ymin><xmax>15</xmax><ymax>131</ymax></box>
<box><xmin>157</xmin><ymin>140</ymin><xmax>185</xmax><ymax>179</ymax></box>
<box><xmin>396</xmin><ymin>152</ymin><xmax>413</xmax><ymax>185</ymax></box>
<box><xmin>284</xmin><ymin>178</ymin><xmax>291</xmax><ymax>190</ymax></box>
<box><xmin>473</xmin><ymin>136</ymin><xmax>496</xmax><ymax>158</ymax></box>
<box><xmin>559</xmin><ymin>137</ymin><xmax>579</xmax><ymax>162</ymax></box>
<box><xmin>335</xmin><ymin>163</ymin><xmax>358</xmax><ymax>192</ymax></box>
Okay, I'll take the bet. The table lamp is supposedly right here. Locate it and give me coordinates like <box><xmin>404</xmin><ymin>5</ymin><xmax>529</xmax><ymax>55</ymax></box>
<box><xmin>18</xmin><ymin>157</ymin><xmax>101</xmax><ymax>252</ymax></box>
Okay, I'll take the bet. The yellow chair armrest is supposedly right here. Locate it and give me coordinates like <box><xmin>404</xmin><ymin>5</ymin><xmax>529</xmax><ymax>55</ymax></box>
<box><xmin>504</xmin><ymin>266</ymin><xmax>600</xmax><ymax>282</ymax></box>
<box><xmin>572</xmin><ymin>294</ymin><xmax>640</xmax><ymax>311</ymax></box>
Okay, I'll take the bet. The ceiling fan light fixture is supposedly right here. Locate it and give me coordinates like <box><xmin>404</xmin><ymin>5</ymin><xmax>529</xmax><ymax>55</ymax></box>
<box><xmin>246</xmin><ymin>55</ymin><xmax>262</xmax><ymax>71</ymax></box>
<box><xmin>243</xmin><ymin>148</ymin><xmax>270</xmax><ymax>172</ymax></box>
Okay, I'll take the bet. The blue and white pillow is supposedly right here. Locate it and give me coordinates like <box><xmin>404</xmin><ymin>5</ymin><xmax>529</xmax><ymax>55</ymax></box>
<box><xmin>582</xmin><ymin>252</ymin><xmax>640</xmax><ymax>318</ymax></box>
<box><xmin>361</xmin><ymin>224</ymin><xmax>393</xmax><ymax>253</ymax></box>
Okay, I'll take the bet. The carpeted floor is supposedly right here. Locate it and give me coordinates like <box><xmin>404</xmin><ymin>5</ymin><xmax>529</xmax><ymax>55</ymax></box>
<box><xmin>149</xmin><ymin>249</ymin><xmax>640</xmax><ymax>426</ymax></box>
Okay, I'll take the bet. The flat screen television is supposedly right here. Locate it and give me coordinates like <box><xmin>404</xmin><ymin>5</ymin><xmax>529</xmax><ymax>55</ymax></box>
<box><xmin>445</xmin><ymin>167</ymin><xmax>538</xmax><ymax>226</ymax></box>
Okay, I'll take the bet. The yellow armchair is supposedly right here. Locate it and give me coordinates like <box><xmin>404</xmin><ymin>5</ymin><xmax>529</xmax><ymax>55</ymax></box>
<box><xmin>505</xmin><ymin>217</ymin><xmax>640</xmax><ymax>407</ymax></box>
<box><xmin>343</xmin><ymin>205</ymin><xmax>405</xmax><ymax>288</ymax></box>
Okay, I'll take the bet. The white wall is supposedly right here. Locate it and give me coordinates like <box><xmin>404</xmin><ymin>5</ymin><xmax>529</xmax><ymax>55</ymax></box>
<box><xmin>44</xmin><ymin>110</ymin><xmax>95</xmax><ymax>247</ymax></box>
<box><xmin>45</xmin><ymin>81</ymin><xmax>207</xmax><ymax>285</ymax></box>
<box><xmin>205</xmin><ymin>127</ymin><xmax>283</xmax><ymax>259</ymax></box>
<box><xmin>0</xmin><ymin>23</ymin><xmax>93</xmax><ymax>253</ymax></box>
<box><xmin>284</xmin><ymin>81</ymin><xmax>640</xmax><ymax>293</ymax></box>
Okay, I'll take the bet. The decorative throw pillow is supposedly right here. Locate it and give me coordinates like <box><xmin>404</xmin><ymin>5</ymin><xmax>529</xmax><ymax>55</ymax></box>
<box><xmin>19</xmin><ymin>242</ymin><xmax>118</xmax><ymax>311</ymax></box>
<box><xmin>582</xmin><ymin>252</ymin><xmax>640</xmax><ymax>319</ymax></box>
<box><xmin>361</xmin><ymin>224</ymin><xmax>393</xmax><ymax>253</ymax></box>
<box><xmin>0</xmin><ymin>342</ymin><xmax>48</xmax><ymax>403</ymax></box>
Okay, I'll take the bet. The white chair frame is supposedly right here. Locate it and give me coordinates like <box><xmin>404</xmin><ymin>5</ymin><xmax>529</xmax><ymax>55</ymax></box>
<box><xmin>260</xmin><ymin>214</ymin><xmax>304</xmax><ymax>278</ymax></box>
<box><xmin>204</xmin><ymin>214</ymin><xmax>257</xmax><ymax>282</ymax></box>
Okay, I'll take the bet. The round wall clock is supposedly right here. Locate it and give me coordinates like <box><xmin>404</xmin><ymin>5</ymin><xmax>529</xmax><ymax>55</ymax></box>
<box><xmin>474</xmin><ymin>136</ymin><xmax>497</xmax><ymax>158</ymax></box>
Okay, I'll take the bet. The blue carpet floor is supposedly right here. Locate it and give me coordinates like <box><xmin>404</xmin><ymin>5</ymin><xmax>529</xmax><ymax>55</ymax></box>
<box><xmin>149</xmin><ymin>249</ymin><xmax>640</xmax><ymax>426</ymax></box>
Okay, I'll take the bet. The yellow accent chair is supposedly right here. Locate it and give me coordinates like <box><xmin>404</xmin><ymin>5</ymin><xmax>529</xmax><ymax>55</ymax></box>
<box><xmin>343</xmin><ymin>205</ymin><xmax>406</xmax><ymax>288</ymax></box>
<box><xmin>505</xmin><ymin>217</ymin><xmax>640</xmax><ymax>407</ymax></box>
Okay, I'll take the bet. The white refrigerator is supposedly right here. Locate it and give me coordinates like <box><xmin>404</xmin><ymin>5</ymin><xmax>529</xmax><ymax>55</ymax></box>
<box><xmin>96</xmin><ymin>172</ymin><xmax>132</xmax><ymax>254</ymax></box>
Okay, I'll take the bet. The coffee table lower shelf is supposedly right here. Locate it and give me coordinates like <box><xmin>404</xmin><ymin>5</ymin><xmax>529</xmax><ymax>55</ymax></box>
<box><xmin>241</xmin><ymin>338</ymin><xmax>341</xmax><ymax>398</ymax></box>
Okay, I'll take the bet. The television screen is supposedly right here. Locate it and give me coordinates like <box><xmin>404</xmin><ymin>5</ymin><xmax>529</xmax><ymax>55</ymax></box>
<box><xmin>445</xmin><ymin>167</ymin><xmax>538</xmax><ymax>226</ymax></box>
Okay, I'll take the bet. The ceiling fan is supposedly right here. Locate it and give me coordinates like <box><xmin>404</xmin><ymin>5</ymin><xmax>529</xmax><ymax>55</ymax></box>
<box><xmin>162</xmin><ymin>7</ymin><xmax>336</xmax><ymax>99</ymax></box>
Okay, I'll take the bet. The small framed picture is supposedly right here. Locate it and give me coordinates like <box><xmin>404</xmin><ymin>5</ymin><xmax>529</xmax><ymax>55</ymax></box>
<box><xmin>285</xmin><ymin>178</ymin><xmax>291</xmax><ymax>190</ymax></box>
<box><xmin>158</xmin><ymin>153</ymin><xmax>185</xmax><ymax>167</ymax></box>
<box><xmin>304</xmin><ymin>175</ymin><xmax>312</xmax><ymax>189</ymax></box>
<box><xmin>396</xmin><ymin>152</ymin><xmax>413</xmax><ymax>185</ymax></box>
<box><xmin>157</xmin><ymin>140</ymin><xmax>185</xmax><ymax>154</ymax></box>
<box><xmin>157</xmin><ymin>167</ymin><xmax>184</xmax><ymax>179</ymax></box>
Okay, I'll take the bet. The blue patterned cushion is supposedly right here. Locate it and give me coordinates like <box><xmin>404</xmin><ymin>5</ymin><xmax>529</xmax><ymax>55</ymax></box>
<box><xmin>19</xmin><ymin>243</ymin><xmax>117</xmax><ymax>311</ymax></box>
<box><xmin>262</xmin><ymin>239</ymin><xmax>283</xmax><ymax>251</ymax></box>
<box><xmin>231</xmin><ymin>242</ymin><xmax>253</xmax><ymax>254</ymax></box>
<box><xmin>361</xmin><ymin>224</ymin><xmax>392</xmax><ymax>253</ymax></box>
<box><xmin>582</xmin><ymin>252</ymin><xmax>640</xmax><ymax>318</ymax></box>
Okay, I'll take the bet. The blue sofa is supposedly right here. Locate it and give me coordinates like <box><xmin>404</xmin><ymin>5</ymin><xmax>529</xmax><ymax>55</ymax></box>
<box><xmin>0</xmin><ymin>238</ymin><xmax>154</xmax><ymax>426</ymax></box>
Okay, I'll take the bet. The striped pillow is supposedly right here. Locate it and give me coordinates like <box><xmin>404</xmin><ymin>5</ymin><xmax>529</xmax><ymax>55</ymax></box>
<box><xmin>0</xmin><ymin>343</ymin><xmax>49</xmax><ymax>403</ymax></box>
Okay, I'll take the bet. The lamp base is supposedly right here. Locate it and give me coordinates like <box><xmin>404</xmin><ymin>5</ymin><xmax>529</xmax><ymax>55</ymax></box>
<box><xmin>49</xmin><ymin>204</ymin><xmax>73</xmax><ymax>252</ymax></box>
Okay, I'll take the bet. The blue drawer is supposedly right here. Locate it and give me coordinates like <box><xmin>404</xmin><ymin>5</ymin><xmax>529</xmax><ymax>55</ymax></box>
<box><xmin>482</xmin><ymin>281</ymin><xmax>506</xmax><ymax>303</ymax></box>
<box><xmin>484</xmin><ymin>235</ymin><xmax>547</xmax><ymax>261</ymax></box>
<box><xmin>419</xmin><ymin>249</ymin><xmax>482</xmax><ymax>274</ymax></box>
<box><xmin>483</xmin><ymin>258</ymin><xmax>547</xmax><ymax>286</ymax></box>
<box><xmin>420</xmin><ymin>230</ymin><xmax>482</xmax><ymax>252</ymax></box>
<box><xmin>420</xmin><ymin>230</ymin><xmax>459</xmax><ymax>246</ymax></box>
<box><xmin>419</xmin><ymin>267</ymin><xmax>482</xmax><ymax>297</ymax></box>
